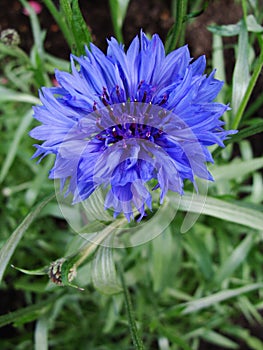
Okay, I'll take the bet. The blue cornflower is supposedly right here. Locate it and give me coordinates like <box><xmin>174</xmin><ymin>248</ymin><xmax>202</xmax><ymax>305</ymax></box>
<box><xmin>30</xmin><ymin>31</ymin><xmax>236</xmax><ymax>221</ymax></box>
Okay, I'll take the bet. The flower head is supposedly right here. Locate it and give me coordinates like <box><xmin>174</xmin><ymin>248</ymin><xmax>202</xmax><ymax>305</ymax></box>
<box><xmin>23</xmin><ymin>1</ymin><xmax>42</xmax><ymax>16</ymax></box>
<box><xmin>30</xmin><ymin>32</ymin><xmax>236</xmax><ymax>221</ymax></box>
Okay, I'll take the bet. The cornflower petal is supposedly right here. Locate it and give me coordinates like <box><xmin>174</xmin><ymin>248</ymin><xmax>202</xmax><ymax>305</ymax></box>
<box><xmin>30</xmin><ymin>31</ymin><xmax>237</xmax><ymax>221</ymax></box>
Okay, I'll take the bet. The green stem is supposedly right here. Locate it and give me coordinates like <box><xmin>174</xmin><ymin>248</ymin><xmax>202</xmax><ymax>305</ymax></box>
<box><xmin>74</xmin><ymin>219</ymin><xmax>125</xmax><ymax>268</ymax></box>
<box><xmin>241</xmin><ymin>0</ymin><xmax>247</xmax><ymax>22</ymax></box>
<box><xmin>42</xmin><ymin>0</ymin><xmax>73</xmax><ymax>49</ymax></box>
<box><xmin>165</xmin><ymin>0</ymin><xmax>187</xmax><ymax>54</ymax></box>
<box><xmin>231</xmin><ymin>36</ymin><xmax>263</xmax><ymax>130</ymax></box>
<box><xmin>74</xmin><ymin>218</ymin><xmax>126</xmax><ymax>268</ymax></box>
<box><xmin>118</xmin><ymin>265</ymin><xmax>145</xmax><ymax>350</ymax></box>
<box><xmin>109</xmin><ymin>0</ymin><xmax>124</xmax><ymax>43</ymax></box>
<box><xmin>19</xmin><ymin>0</ymin><xmax>43</xmax><ymax>59</ymax></box>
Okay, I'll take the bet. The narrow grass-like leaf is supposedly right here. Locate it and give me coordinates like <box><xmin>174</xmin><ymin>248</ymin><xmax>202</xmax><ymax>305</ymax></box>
<box><xmin>212</xmin><ymin>34</ymin><xmax>226</xmax><ymax>104</ymax></box>
<box><xmin>59</xmin><ymin>0</ymin><xmax>73</xmax><ymax>26</ymax></box>
<box><xmin>251</xmin><ymin>172</ymin><xmax>263</xmax><ymax>203</ymax></box>
<box><xmin>0</xmin><ymin>194</ymin><xmax>54</xmax><ymax>283</ymax></box>
<box><xmin>213</xmin><ymin>233</ymin><xmax>256</xmax><ymax>285</ymax></box>
<box><xmin>211</xmin><ymin>156</ymin><xmax>263</xmax><ymax>182</ymax></box>
<box><xmin>165</xmin><ymin>0</ymin><xmax>187</xmax><ymax>53</ymax></box>
<box><xmin>212</xmin><ymin>121</ymin><xmax>263</xmax><ymax>157</ymax></box>
<box><xmin>185</xmin><ymin>232</ymin><xmax>214</xmax><ymax>280</ymax></box>
<box><xmin>237</xmin><ymin>296</ymin><xmax>263</xmax><ymax>323</ymax></box>
<box><xmin>208</xmin><ymin>23</ymin><xmax>241</xmax><ymax>37</ymax></box>
<box><xmin>25</xmin><ymin>156</ymin><xmax>55</xmax><ymax>206</ymax></box>
<box><xmin>208</xmin><ymin>15</ymin><xmax>263</xmax><ymax>36</ymax></box>
<box><xmin>224</xmin><ymin>325</ymin><xmax>263</xmax><ymax>350</ymax></box>
<box><xmin>157</xmin><ymin>324</ymin><xmax>193</xmax><ymax>350</ymax></box>
<box><xmin>109</xmin><ymin>0</ymin><xmax>130</xmax><ymax>43</ymax></box>
<box><xmin>0</xmin><ymin>42</ymin><xmax>30</xmax><ymax>62</ymax></box>
<box><xmin>0</xmin><ymin>109</ymin><xmax>34</xmax><ymax>184</ymax></box>
<box><xmin>171</xmin><ymin>192</ymin><xmax>263</xmax><ymax>231</ymax></box>
<box><xmin>0</xmin><ymin>294</ymin><xmax>57</xmax><ymax>327</ymax></box>
<box><xmin>176</xmin><ymin>283</ymin><xmax>263</xmax><ymax>315</ymax></box>
<box><xmin>201</xmin><ymin>329</ymin><xmax>238</xmax><ymax>349</ymax></box>
<box><xmin>59</xmin><ymin>0</ymin><xmax>92</xmax><ymax>55</ymax></box>
<box><xmin>246</xmin><ymin>14</ymin><xmax>263</xmax><ymax>33</ymax></box>
<box><xmin>71</xmin><ymin>0</ymin><xmax>92</xmax><ymax>54</ymax></box>
<box><xmin>19</xmin><ymin>0</ymin><xmax>44</xmax><ymax>59</ymax></box>
<box><xmin>150</xmin><ymin>227</ymin><xmax>175</xmax><ymax>292</ymax></box>
<box><xmin>43</xmin><ymin>0</ymin><xmax>73</xmax><ymax>49</ymax></box>
<box><xmin>0</xmin><ymin>87</ymin><xmax>40</xmax><ymax>104</ymax></box>
<box><xmin>231</xmin><ymin>19</ymin><xmax>250</xmax><ymax>117</ymax></box>
<box><xmin>34</xmin><ymin>317</ymin><xmax>48</xmax><ymax>350</ymax></box>
<box><xmin>231</xmin><ymin>36</ymin><xmax>263</xmax><ymax>129</ymax></box>
<box><xmin>11</xmin><ymin>265</ymin><xmax>48</xmax><ymax>276</ymax></box>
<box><xmin>92</xmin><ymin>244</ymin><xmax>122</xmax><ymax>295</ymax></box>
<box><xmin>45</xmin><ymin>53</ymin><xmax>69</xmax><ymax>71</ymax></box>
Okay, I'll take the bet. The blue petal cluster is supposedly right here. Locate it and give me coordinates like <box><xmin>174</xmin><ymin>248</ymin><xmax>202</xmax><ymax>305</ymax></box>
<box><xmin>30</xmin><ymin>32</ymin><xmax>236</xmax><ymax>221</ymax></box>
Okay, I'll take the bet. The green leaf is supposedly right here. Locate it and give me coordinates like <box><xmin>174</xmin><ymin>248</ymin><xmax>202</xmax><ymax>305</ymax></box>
<box><xmin>213</xmin><ymin>233</ymin><xmax>257</xmax><ymax>285</ymax></box>
<box><xmin>157</xmin><ymin>323</ymin><xmax>193</xmax><ymax>350</ymax></box>
<box><xmin>11</xmin><ymin>265</ymin><xmax>48</xmax><ymax>276</ymax></box>
<box><xmin>19</xmin><ymin>0</ymin><xmax>44</xmax><ymax>59</ymax></box>
<box><xmin>165</xmin><ymin>0</ymin><xmax>187</xmax><ymax>53</ymax></box>
<box><xmin>59</xmin><ymin>0</ymin><xmax>73</xmax><ymax>25</ymax></box>
<box><xmin>59</xmin><ymin>0</ymin><xmax>92</xmax><ymax>55</ymax></box>
<box><xmin>212</xmin><ymin>121</ymin><xmax>263</xmax><ymax>157</ymax></box>
<box><xmin>185</xmin><ymin>231</ymin><xmax>214</xmax><ymax>280</ymax></box>
<box><xmin>208</xmin><ymin>23</ymin><xmax>241</xmax><ymax>37</ymax></box>
<box><xmin>208</xmin><ymin>15</ymin><xmax>263</xmax><ymax>37</ymax></box>
<box><xmin>0</xmin><ymin>194</ymin><xmax>54</xmax><ymax>283</ymax></box>
<box><xmin>43</xmin><ymin>0</ymin><xmax>73</xmax><ymax>49</ymax></box>
<box><xmin>211</xmin><ymin>156</ymin><xmax>263</xmax><ymax>182</ymax></box>
<box><xmin>0</xmin><ymin>295</ymin><xmax>57</xmax><ymax>327</ymax></box>
<box><xmin>171</xmin><ymin>192</ymin><xmax>263</xmax><ymax>232</ymax></box>
<box><xmin>92</xmin><ymin>244</ymin><xmax>122</xmax><ymax>295</ymax></box>
<box><xmin>109</xmin><ymin>0</ymin><xmax>130</xmax><ymax>43</ymax></box>
<box><xmin>231</xmin><ymin>19</ymin><xmax>250</xmax><ymax>117</ymax></box>
<box><xmin>71</xmin><ymin>0</ymin><xmax>92</xmax><ymax>54</ymax></box>
<box><xmin>129</xmin><ymin>194</ymin><xmax>176</xmax><ymax>246</ymax></box>
<box><xmin>212</xmin><ymin>33</ymin><xmax>226</xmax><ymax>101</ymax></box>
<box><xmin>232</xmin><ymin>38</ymin><xmax>263</xmax><ymax>129</ymax></box>
<box><xmin>246</xmin><ymin>14</ymin><xmax>263</xmax><ymax>33</ymax></box>
<box><xmin>0</xmin><ymin>109</ymin><xmax>34</xmax><ymax>184</ymax></box>
<box><xmin>225</xmin><ymin>326</ymin><xmax>263</xmax><ymax>350</ymax></box>
<box><xmin>201</xmin><ymin>329</ymin><xmax>238</xmax><ymax>349</ymax></box>
<box><xmin>0</xmin><ymin>87</ymin><xmax>39</xmax><ymax>104</ymax></box>
<box><xmin>150</xmin><ymin>227</ymin><xmax>175</xmax><ymax>292</ymax></box>
<box><xmin>25</xmin><ymin>156</ymin><xmax>55</xmax><ymax>206</ymax></box>
<box><xmin>0</xmin><ymin>42</ymin><xmax>30</xmax><ymax>62</ymax></box>
<box><xmin>34</xmin><ymin>317</ymin><xmax>48</xmax><ymax>350</ymax></box>
<box><xmin>177</xmin><ymin>283</ymin><xmax>263</xmax><ymax>315</ymax></box>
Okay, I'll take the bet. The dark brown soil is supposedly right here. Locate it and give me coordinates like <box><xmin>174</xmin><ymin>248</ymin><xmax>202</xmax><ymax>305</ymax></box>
<box><xmin>0</xmin><ymin>0</ymin><xmax>242</xmax><ymax>59</ymax></box>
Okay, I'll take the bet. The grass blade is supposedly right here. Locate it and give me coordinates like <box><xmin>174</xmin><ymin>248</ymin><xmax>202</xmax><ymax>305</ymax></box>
<box><xmin>0</xmin><ymin>194</ymin><xmax>55</xmax><ymax>283</ymax></box>
<box><xmin>181</xmin><ymin>283</ymin><xmax>263</xmax><ymax>315</ymax></box>
<box><xmin>213</xmin><ymin>233</ymin><xmax>257</xmax><ymax>285</ymax></box>
<box><xmin>0</xmin><ymin>109</ymin><xmax>33</xmax><ymax>184</ymax></box>
<box><xmin>211</xmin><ymin>156</ymin><xmax>263</xmax><ymax>182</ymax></box>
<box><xmin>231</xmin><ymin>19</ymin><xmax>250</xmax><ymax>118</ymax></box>
<box><xmin>172</xmin><ymin>192</ymin><xmax>263</xmax><ymax>231</ymax></box>
<box><xmin>34</xmin><ymin>317</ymin><xmax>48</xmax><ymax>350</ymax></box>
<box><xmin>109</xmin><ymin>0</ymin><xmax>130</xmax><ymax>43</ymax></box>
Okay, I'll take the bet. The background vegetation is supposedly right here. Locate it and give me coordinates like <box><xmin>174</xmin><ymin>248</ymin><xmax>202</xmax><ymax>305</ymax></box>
<box><xmin>0</xmin><ymin>0</ymin><xmax>263</xmax><ymax>349</ymax></box>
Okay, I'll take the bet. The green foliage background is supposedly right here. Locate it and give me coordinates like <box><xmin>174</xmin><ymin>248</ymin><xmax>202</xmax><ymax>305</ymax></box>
<box><xmin>0</xmin><ymin>0</ymin><xmax>263</xmax><ymax>349</ymax></box>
